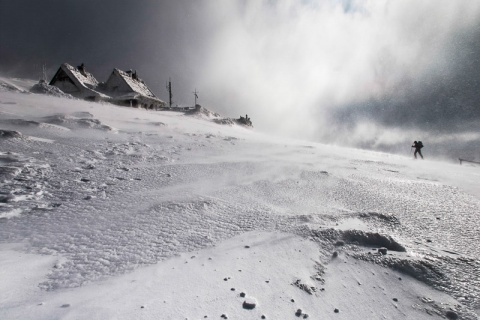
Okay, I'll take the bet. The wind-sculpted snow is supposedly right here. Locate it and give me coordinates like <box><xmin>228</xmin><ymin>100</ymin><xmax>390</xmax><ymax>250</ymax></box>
<box><xmin>1</xmin><ymin>98</ymin><xmax>480</xmax><ymax>317</ymax></box>
<box><xmin>30</xmin><ymin>82</ymin><xmax>74</xmax><ymax>99</ymax></box>
<box><xmin>41</xmin><ymin>114</ymin><xmax>116</xmax><ymax>131</ymax></box>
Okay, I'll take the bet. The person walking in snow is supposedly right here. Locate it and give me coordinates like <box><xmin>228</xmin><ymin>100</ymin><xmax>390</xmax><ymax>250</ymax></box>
<box><xmin>412</xmin><ymin>141</ymin><xmax>424</xmax><ymax>159</ymax></box>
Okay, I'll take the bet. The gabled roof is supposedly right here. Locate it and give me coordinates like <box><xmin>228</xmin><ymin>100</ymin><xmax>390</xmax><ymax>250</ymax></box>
<box><xmin>49</xmin><ymin>63</ymin><xmax>108</xmax><ymax>99</ymax></box>
<box><xmin>111</xmin><ymin>69</ymin><xmax>156</xmax><ymax>98</ymax></box>
<box><xmin>50</xmin><ymin>63</ymin><xmax>98</xmax><ymax>88</ymax></box>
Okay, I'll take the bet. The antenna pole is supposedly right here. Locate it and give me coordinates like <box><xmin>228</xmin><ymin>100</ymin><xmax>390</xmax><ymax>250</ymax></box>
<box><xmin>42</xmin><ymin>64</ymin><xmax>47</xmax><ymax>82</ymax></box>
<box><xmin>193</xmin><ymin>89</ymin><xmax>199</xmax><ymax>107</ymax></box>
<box><xmin>166</xmin><ymin>78</ymin><xmax>173</xmax><ymax>108</ymax></box>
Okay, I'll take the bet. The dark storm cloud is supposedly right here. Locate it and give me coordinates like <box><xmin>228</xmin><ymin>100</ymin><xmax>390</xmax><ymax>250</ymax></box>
<box><xmin>1</xmin><ymin>0</ymin><xmax>479</xmax><ymax>159</ymax></box>
<box><xmin>0</xmin><ymin>0</ymin><xmax>212</xmax><ymax>103</ymax></box>
<box><xmin>331</xmin><ymin>26</ymin><xmax>480</xmax><ymax>133</ymax></box>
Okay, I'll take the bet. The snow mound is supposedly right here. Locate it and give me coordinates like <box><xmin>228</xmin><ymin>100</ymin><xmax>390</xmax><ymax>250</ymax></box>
<box><xmin>0</xmin><ymin>130</ymin><xmax>23</xmax><ymax>139</ymax></box>
<box><xmin>311</xmin><ymin>228</ymin><xmax>406</xmax><ymax>252</ymax></box>
<box><xmin>213</xmin><ymin>118</ymin><xmax>236</xmax><ymax>126</ymax></box>
<box><xmin>342</xmin><ymin>229</ymin><xmax>406</xmax><ymax>251</ymax></box>
<box><xmin>359</xmin><ymin>212</ymin><xmax>401</xmax><ymax>226</ymax></box>
<box><xmin>42</xmin><ymin>114</ymin><xmax>116</xmax><ymax>131</ymax></box>
<box><xmin>0</xmin><ymin>79</ymin><xmax>27</xmax><ymax>93</ymax></box>
<box><xmin>148</xmin><ymin>121</ymin><xmax>167</xmax><ymax>127</ymax></box>
<box><xmin>29</xmin><ymin>81</ymin><xmax>74</xmax><ymax>99</ymax></box>
<box><xmin>71</xmin><ymin>111</ymin><xmax>94</xmax><ymax>119</ymax></box>
<box><xmin>184</xmin><ymin>105</ymin><xmax>220</xmax><ymax>119</ymax></box>
<box><xmin>0</xmin><ymin>119</ymin><xmax>71</xmax><ymax>131</ymax></box>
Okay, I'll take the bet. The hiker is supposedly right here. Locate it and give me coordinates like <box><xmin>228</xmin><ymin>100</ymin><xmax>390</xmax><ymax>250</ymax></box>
<box><xmin>412</xmin><ymin>141</ymin><xmax>424</xmax><ymax>159</ymax></box>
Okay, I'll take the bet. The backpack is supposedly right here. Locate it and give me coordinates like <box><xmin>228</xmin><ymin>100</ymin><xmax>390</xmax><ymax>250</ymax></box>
<box><xmin>418</xmin><ymin>141</ymin><xmax>423</xmax><ymax>148</ymax></box>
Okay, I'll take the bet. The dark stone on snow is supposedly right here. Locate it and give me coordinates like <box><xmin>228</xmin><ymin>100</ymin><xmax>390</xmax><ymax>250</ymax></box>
<box><xmin>295</xmin><ymin>309</ymin><xmax>302</xmax><ymax>317</ymax></box>
<box><xmin>334</xmin><ymin>308</ymin><xmax>339</xmax><ymax>313</ymax></box>
<box><xmin>445</xmin><ymin>310</ymin><xmax>458</xmax><ymax>320</ymax></box>
<box><xmin>335</xmin><ymin>240</ymin><xmax>345</xmax><ymax>246</ymax></box>
<box><xmin>242</xmin><ymin>299</ymin><xmax>256</xmax><ymax>310</ymax></box>
<box><xmin>393</xmin><ymin>298</ymin><xmax>398</xmax><ymax>302</ymax></box>
<box><xmin>332</xmin><ymin>251</ymin><xmax>338</xmax><ymax>258</ymax></box>
<box><xmin>378</xmin><ymin>247</ymin><xmax>388</xmax><ymax>255</ymax></box>
<box><xmin>0</xmin><ymin>130</ymin><xmax>23</xmax><ymax>139</ymax></box>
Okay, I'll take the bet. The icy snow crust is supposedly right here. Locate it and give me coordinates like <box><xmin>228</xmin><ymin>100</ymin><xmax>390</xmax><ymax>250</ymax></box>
<box><xmin>1</xmin><ymin>90</ymin><xmax>480</xmax><ymax>319</ymax></box>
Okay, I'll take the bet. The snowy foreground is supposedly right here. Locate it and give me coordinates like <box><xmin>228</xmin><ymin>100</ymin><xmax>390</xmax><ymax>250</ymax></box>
<box><xmin>1</xmin><ymin>80</ymin><xmax>480</xmax><ymax>319</ymax></box>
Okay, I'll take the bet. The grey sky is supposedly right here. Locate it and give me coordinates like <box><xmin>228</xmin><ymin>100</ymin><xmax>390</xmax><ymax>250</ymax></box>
<box><xmin>1</xmin><ymin>0</ymin><xmax>479</xmax><ymax>158</ymax></box>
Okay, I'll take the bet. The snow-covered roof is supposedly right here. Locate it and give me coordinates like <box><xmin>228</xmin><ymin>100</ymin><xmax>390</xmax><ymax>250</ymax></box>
<box><xmin>61</xmin><ymin>63</ymin><xmax>98</xmax><ymax>89</ymax></box>
<box><xmin>111</xmin><ymin>69</ymin><xmax>156</xmax><ymax>98</ymax></box>
<box><xmin>49</xmin><ymin>63</ymin><xmax>108</xmax><ymax>99</ymax></box>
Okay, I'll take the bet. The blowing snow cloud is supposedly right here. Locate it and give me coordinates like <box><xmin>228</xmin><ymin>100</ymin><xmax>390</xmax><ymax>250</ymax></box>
<box><xmin>1</xmin><ymin>0</ymin><xmax>479</xmax><ymax>159</ymax></box>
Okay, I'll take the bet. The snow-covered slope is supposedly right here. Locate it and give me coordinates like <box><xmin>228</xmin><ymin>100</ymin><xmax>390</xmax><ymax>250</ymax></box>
<box><xmin>0</xmin><ymin>88</ymin><xmax>479</xmax><ymax>319</ymax></box>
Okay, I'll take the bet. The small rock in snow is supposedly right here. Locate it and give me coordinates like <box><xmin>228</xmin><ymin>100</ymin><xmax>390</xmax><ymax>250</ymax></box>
<box><xmin>242</xmin><ymin>298</ymin><xmax>257</xmax><ymax>310</ymax></box>
<box><xmin>240</xmin><ymin>292</ymin><xmax>246</xmax><ymax>298</ymax></box>
<box><xmin>334</xmin><ymin>308</ymin><xmax>339</xmax><ymax>313</ymax></box>
<box><xmin>445</xmin><ymin>310</ymin><xmax>459</xmax><ymax>320</ymax></box>
<box><xmin>332</xmin><ymin>251</ymin><xmax>338</xmax><ymax>258</ymax></box>
<box><xmin>393</xmin><ymin>298</ymin><xmax>398</xmax><ymax>302</ymax></box>
<box><xmin>61</xmin><ymin>304</ymin><xmax>70</xmax><ymax>308</ymax></box>
<box><xmin>378</xmin><ymin>247</ymin><xmax>388</xmax><ymax>255</ymax></box>
<box><xmin>295</xmin><ymin>309</ymin><xmax>302</xmax><ymax>317</ymax></box>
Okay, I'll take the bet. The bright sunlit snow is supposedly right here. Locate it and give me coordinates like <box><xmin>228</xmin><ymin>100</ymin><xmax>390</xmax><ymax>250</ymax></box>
<box><xmin>0</xmin><ymin>80</ymin><xmax>479</xmax><ymax>319</ymax></box>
